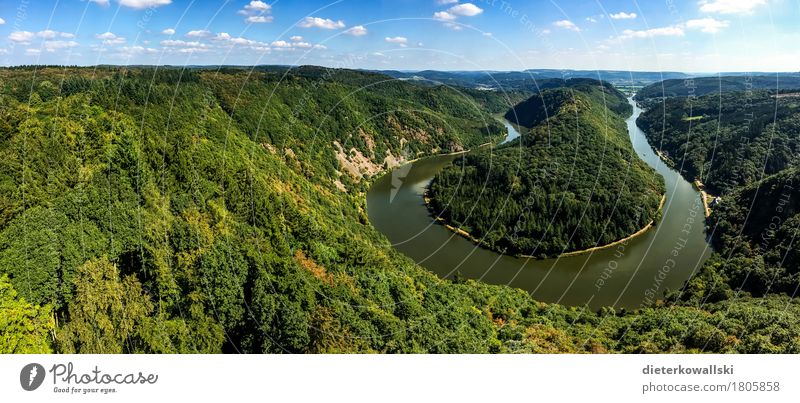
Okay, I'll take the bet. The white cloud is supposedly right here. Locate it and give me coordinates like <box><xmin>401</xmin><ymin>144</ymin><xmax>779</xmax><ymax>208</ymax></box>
<box><xmin>43</xmin><ymin>40</ymin><xmax>79</xmax><ymax>52</ymax></box>
<box><xmin>160</xmin><ymin>39</ymin><xmax>208</xmax><ymax>48</ymax></box>
<box><xmin>88</xmin><ymin>0</ymin><xmax>110</xmax><ymax>5</ymax></box>
<box><xmin>586</xmin><ymin>17</ymin><xmax>598</xmax><ymax>23</ymax></box>
<box><xmin>213</xmin><ymin>33</ymin><xmax>274</xmax><ymax>51</ymax></box>
<box><xmin>210</xmin><ymin>32</ymin><xmax>322</xmax><ymax>52</ymax></box>
<box><xmin>214</xmin><ymin>32</ymin><xmax>232</xmax><ymax>40</ymax></box>
<box><xmin>267</xmin><ymin>39</ymin><xmax>324</xmax><ymax>51</ymax></box>
<box><xmin>161</xmin><ymin>28</ymin><xmax>175</xmax><ymax>35</ymax></box>
<box><xmin>238</xmin><ymin>0</ymin><xmax>273</xmax><ymax>23</ymax></box>
<box><xmin>9</xmin><ymin>30</ymin><xmax>74</xmax><ymax>45</ymax></box>
<box><xmin>553</xmin><ymin>20</ymin><xmax>580</xmax><ymax>32</ymax></box>
<box><xmin>177</xmin><ymin>47</ymin><xmax>209</xmax><ymax>53</ymax></box>
<box><xmin>0</xmin><ymin>18</ymin><xmax>6</xmax><ymax>25</ymax></box>
<box><xmin>619</xmin><ymin>26</ymin><xmax>685</xmax><ymax>39</ymax></box>
<box><xmin>229</xmin><ymin>37</ymin><xmax>256</xmax><ymax>46</ymax></box>
<box><xmin>610</xmin><ymin>12</ymin><xmax>637</xmax><ymax>20</ymax></box>
<box><xmin>433</xmin><ymin>11</ymin><xmax>457</xmax><ymax>22</ymax></box>
<box><xmin>433</xmin><ymin>3</ymin><xmax>481</xmax><ymax>30</ymax></box>
<box><xmin>699</xmin><ymin>0</ymin><xmax>767</xmax><ymax>14</ymax></box>
<box><xmin>95</xmin><ymin>31</ymin><xmax>117</xmax><ymax>40</ymax></box>
<box><xmin>447</xmin><ymin>3</ymin><xmax>483</xmax><ymax>17</ymax></box>
<box><xmin>118</xmin><ymin>0</ymin><xmax>172</xmax><ymax>9</ymax></box>
<box><xmin>186</xmin><ymin>30</ymin><xmax>211</xmax><ymax>38</ymax></box>
<box><xmin>345</xmin><ymin>25</ymin><xmax>368</xmax><ymax>36</ymax></box>
<box><xmin>95</xmin><ymin>32</ymin><xmax>125</xmax><ymax>45</ymax></box>
<box><xmin>25</xmin><ymin>48</ymin><xmax>41</xmax><ymax>56</ymax></box>
<box><xmin>298</xmin><ymin>17</ymin><xmax>345</xmax><ymax>29</ymax></box>
<box><xmin>9</xmin><ymin>31</ymin><xmax>35</xmax><ymax>43</ymax></box>
<box><xmin>36</xmin><ymin>30</ymin><xmax>74</xmax><ymax>39</ymax></box>
<box><xmin>246</xmin><ymin>15</ymin><xmax>273</xmax><ymax>23</ymax></box>
<box><xmin>615</xmin><ymin>18</ymin><xmax>729</xmax><ymax>40</ymax></box>
<box><xmin>685</xmin><ymin>18</ymin><xmax>730</xmax><ymax>33</ymax></box>
<box><xmin>118</xmin><ymin>45</ymin><xmax>158</xmax><ymax>54</ymax></box>
<box><xmin>271</xmin><ymin>40</ymin><xmax>291</xmax><ymax>48</ymax></box>
<box><xmin>385</xmin><ymin>36</ymin><xmax>408</xmax><ymax>47</ymax></box>
<box><xmin>436</xmin><ymin>0</ymin><xmax>458</xmax><ymax>4</ymax></box>
<box><xmin>244</xmin><ymin>0</ymin><xmax>270</xmax><ymax>12</ymax></box>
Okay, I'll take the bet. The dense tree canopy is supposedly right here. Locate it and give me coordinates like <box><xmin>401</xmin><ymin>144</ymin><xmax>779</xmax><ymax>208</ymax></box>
<box><xmin>0</xmin><ymin>275</ymin><xmax>53</xmax><ymax>353</ymax></box>
<box><xmin>637</xmin><ymin>91</ymin><xmax>800</xmax><ymax>194</ymax></box>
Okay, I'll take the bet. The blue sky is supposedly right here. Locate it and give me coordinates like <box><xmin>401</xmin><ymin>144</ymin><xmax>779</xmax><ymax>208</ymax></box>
<box><xmin>0</xmin><ymin>0</ymin><xmax>797</xmax><ymax>72</ymax></box>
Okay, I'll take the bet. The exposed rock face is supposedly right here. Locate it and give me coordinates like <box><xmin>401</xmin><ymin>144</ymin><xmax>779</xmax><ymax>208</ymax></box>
<box><xmin>333</xmin><ymin>179</ymin><xmax>347</xmax><ymax>192</ymax></box>
<box><xmin>333</xmin><ymin>140</ymin><xmax>382</xmax><ymax>179</ymax></box>
<box><xmin>333</xmin><ymin>140</ymin><xmax>410</xmax><ymax>180</ymax></box>
<box><xmin>387</xmin><ymin>115</ymin><xmax>430</xmax><ymax>143</ymax></box>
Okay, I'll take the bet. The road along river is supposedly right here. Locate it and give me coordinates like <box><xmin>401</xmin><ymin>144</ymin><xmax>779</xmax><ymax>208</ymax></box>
<box><xmin>367</xmin><ymin>99</ymin><xmax>712</xmax><ymax>309</ymax></box>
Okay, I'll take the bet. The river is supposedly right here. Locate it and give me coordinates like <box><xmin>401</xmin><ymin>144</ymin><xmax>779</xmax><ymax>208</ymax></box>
<box><xmin>366</xmin><ymin>98</ymin><xmax>712</xmax><ymax>309</ymax></box>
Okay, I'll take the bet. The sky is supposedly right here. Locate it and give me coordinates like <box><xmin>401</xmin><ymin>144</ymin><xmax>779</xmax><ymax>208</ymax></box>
<box><xmin>0</xmin><ymin>0</ymin><xmax>797</xmax><ymax>72</ymax></box>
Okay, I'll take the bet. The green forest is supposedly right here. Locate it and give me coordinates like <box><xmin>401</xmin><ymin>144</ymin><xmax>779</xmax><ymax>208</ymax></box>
<box><xmin>634</xmin><ymin>75</ymin><xmax>800</xmax><ymax>101</ymax></box>
<box><xmin>2</xmin><ymin>67</ymin><xmax>800</xmax><ymax>354</ymax></box>
<box><xmin>642</xmin><ymin>89</ymin><xmax>800</xmax><ymax>304</ymax></box>
<box><xmin>427</xmin><ymin>79</ymin><xmax>664</xmax><ymax>257</ymax></box>
<box><xmin>636</xmin><ymin>91</ymin><xmax>800</xmax><ymax>194</ymax></box>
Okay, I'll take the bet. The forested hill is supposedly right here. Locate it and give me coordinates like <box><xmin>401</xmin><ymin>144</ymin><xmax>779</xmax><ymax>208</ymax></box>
<box><xmin>634</xmin><ymin>75</ymin><xmax>800</xmax><ymax>101</ymax></box>
<box><xmin>636</xmin><ymin>91</ymin><xmax>800</xmax><ymax>194</ymax></box>
<box><xmin>708</xmin><ymin>167</ymin><xmax>800</xmax><ymax>295</ymax></box>
<box><xmin>4</xmin><ymin>66</ymin><xmax>800</xmax><ymax>354</ymax></box>
<box><xmin>504</xmin><ymin>78</ymin><xmax>631</xmax><ymax>128</ymax></box>
<box><xmin>633</xmin><ymin>86</ymin><xmax>800</xmax><ymax>348</ymax></box>
<box><xmin>381</xmin><ymin>69</ymin><xmax>690</xmax><ymax>89</ymax></box>
<box><xmin>428</xmin><ymin>79</ymin><xmax>665</xmax><ymax>257</ymax></box>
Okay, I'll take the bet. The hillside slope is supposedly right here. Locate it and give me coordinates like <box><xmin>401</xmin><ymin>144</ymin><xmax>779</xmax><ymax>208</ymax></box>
<box><xmin>636</xmin><ymin>90</ymin><xmax>800</xmax><ymax>194</ymax></box>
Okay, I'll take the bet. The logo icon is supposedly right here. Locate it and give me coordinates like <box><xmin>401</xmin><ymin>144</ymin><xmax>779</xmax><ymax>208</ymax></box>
<box><xmin>20</xmin><ymin>363</ymin><xmax>45</xmax><ymax>391</ymax></box>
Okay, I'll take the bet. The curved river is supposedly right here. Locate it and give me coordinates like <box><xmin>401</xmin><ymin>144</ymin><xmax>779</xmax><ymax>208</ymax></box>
<box><xmin>367</xmin><ymin>99</ymin><xmax>712</xmax><ymax>309</ymax></box>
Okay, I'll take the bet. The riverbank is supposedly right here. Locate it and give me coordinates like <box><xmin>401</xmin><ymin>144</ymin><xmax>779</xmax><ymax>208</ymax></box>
<box><xmin>692</xmin><ymin>179</ymin><xmax>716</xmax><ymax>218</ymax></box>
<box><xmin>556</xmin><ymin>194</ymin><xmax>666</xmax><ymax>258</ymax></box>
<box><xmin>648</xmin><ymin>146</ymin><xmax>715</xmax><ymax>218</ymax></box>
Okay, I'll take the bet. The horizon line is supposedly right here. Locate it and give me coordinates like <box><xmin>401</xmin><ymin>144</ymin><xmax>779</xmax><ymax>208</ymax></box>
<box><xmin>2</xmin><ymin>64</ymin><xmax>799</xmax><ymax>76</ymax></box>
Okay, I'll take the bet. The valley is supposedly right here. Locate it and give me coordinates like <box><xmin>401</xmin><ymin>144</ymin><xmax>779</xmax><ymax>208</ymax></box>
<box><xmin>2</xmin><ymin>66</ymin><xmax>800</xmax><ymax>354</ymax></box>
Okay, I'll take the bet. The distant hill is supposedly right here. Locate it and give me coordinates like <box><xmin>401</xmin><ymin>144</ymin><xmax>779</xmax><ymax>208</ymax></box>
<box><xmin>504</xmin><ymin>79</ymin><xmax>631</xmax><ymax>127</ymax></box>
<box><xmin>635</xmin><ymin>74</ymin><xmax>800</xmax><ymax>100</ymax></box>
<box><xmin>380</xmin><ymin>69</ymin><xmax>691</xmax><ymax>91</ymax></box>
